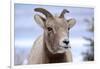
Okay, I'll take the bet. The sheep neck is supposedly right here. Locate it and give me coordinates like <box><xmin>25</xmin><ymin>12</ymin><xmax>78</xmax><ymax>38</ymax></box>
<box><xmin>43</xmin><ymin>35</ymin><xmax>67</xmax><ymax>63</ymax></box>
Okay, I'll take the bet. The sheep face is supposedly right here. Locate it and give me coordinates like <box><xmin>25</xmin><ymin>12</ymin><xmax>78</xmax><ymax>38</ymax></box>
<box><xmin>34</xmin><ymin>8</ymin><xmax>76</xmax><ymax>54</ymax></box>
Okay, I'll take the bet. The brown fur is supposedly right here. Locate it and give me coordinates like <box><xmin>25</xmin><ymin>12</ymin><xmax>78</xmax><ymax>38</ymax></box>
<box><xmin>28</xmin><ymin>35</ymin><xmax>72</xmax><ymax>64</ymax></box>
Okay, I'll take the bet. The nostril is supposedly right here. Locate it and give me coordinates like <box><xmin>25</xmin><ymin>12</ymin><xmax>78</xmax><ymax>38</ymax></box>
<box><xmin>63</xmin><ymin>40</ymin><xmax>69</xmax><ymax>45</ymax></box>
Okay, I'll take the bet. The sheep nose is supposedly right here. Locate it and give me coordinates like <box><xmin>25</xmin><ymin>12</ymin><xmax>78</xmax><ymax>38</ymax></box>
<box><xmin>63</xmin><ymin>40</ymin><xmax>69</xmax><ymax>45</ymax></box>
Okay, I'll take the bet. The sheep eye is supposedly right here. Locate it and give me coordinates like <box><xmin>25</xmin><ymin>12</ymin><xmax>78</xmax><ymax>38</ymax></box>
<box><xmin>47</xmin><ymin>27</ymin><xmax>52</xmax><ymax>31</ymax></box>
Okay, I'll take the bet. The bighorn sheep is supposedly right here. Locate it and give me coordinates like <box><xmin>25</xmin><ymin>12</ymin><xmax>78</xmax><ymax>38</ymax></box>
<box><xmin>28</xmin><ymin>8</ymin><xmax>76</xmax><ymax>64</ymax></box>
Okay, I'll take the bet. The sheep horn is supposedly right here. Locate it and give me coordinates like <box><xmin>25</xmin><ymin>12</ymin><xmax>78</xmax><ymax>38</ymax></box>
<box><xmin>34</xmin><ymin>8</ymin><xmax>53</xmax><ymax>18</ymax></box>
<box><xmin>59</xmin><ymin>9</ymin><xmax>69</xmax><ymax>18</ymax></box>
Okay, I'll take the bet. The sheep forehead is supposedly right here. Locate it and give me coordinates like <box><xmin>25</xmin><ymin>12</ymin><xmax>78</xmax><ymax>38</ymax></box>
<box><xmin>46</xmin><ymin>17</ymin><xmax>68</xmax><ymax>28</ymax></box>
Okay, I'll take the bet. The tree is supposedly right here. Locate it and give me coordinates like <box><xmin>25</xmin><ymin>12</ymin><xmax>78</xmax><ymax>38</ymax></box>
<box><xmin>82</xmin><ymin>17</ymin><xmax>94</xmax><ymax>61</ymax></box>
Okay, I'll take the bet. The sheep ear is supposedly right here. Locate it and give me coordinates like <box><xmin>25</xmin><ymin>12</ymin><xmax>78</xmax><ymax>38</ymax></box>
<box><xmin>67</xmin><ymin>19</ymin><xmax>76</xmax><ymax>29</ymax></box>
<box><xmin>34</xmin><ymin>14</ymin><xmax>46</xmax><ymax>28</ymax></box>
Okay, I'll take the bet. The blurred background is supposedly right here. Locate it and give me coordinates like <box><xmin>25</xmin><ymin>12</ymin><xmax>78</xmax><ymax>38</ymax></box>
<box><xmin>14</xmin><ymin>4</ymin><xmax>94</xmax><ymax>65</ymax></box>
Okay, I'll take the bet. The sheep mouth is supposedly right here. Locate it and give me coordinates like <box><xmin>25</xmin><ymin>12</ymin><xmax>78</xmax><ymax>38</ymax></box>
<box><xmin>52</xmin><ymin>46</ymin><xmax>71</xmax><ymax>54</ymax></box>
<box><xmin>50</xmin><ymin>45</ymin><xmax>71</xmax><ymax>54</ymax></box>
<box><xmin>63</xmin><ymin>46</ymin><xmax>71</xmax><ymax>49</ymax></box>
<box><xmin>59</xmin><ymin>45</ymin><xmax>71</xmax><ymax>49</ymax></box>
